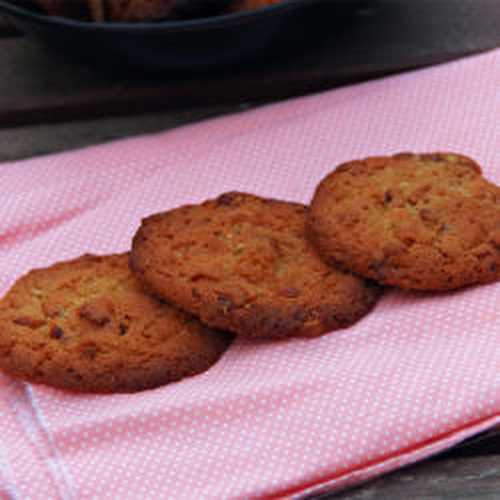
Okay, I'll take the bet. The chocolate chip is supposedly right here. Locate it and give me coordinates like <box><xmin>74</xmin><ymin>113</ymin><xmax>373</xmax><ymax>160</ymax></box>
<box><xmin>217</xmin><ymin>295</ymin><xmax>235</xmax><ymax>314</ymax></box>
<box><xmin>384</xmin><ymin>191</ymin><xmax>393</xmax><ymax>204</ymax></box>
<box><xmin>292</xmin><ymin>308</ymin><xmax>307</xmax><ymax>322</ymax></box>
<box><xmin>118</xmin><ymin>323</ymin><xmax>128</xmax><ymax>336</ymax></box>
<box><xmin>216</xmin><ymin>192</ymin><xmax>239</xmax><ymax>206</ymax></box>
<box><xmin>50</xmin><ymin>326</ymin><xmax>64</xmax><ymax>339</ymax></box>
<box><xmin>370</xmin><ymin>260</ymin><xmax>387</xmax><ymax>280</ymax></box>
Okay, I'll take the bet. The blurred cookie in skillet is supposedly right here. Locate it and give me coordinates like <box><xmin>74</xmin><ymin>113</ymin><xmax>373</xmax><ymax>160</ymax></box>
<box><xmin>30</xmin><ymin>0</ymin><xmax>101</xmax><ymax>20</ymax></box>
<box><xmin>30</xmin><ymin>0</ymin><xmax>233</xmax><ymax>21</ymax></box>
<box><xmin>308</xmin><ymin>153</ymin><xmax>500</xmax><ymax>291</ymax></box>
<box><xmin>33</xmin><ymin>0</ymin><xmax>89</xmax><ymax>18</ymax></box>
<box><xmin>85</xmin><ymin>0</ymin><xmax>179</xmax><ymax>22</ymax></box>
<box><xmin>0</xmin><ymin>254</ymin><xmax>231</xmax><ymax>393</ymax></box>
<box><xmin>131</xmin><ymin>192</ymin><xmax>381</xmax><ymax>340</ymax></box>
<box><xmin>230</xmin><ymin>0</ymin><xmax>283</xmax><ymax>12</ymax></box>
<box><xmin>30</xmin><ymin>0</ymin><xmax>169</xmax><ymax>21</ymax></box>
<box><xmin>103</xmin><ymin>0</ymin><xmax>178</xmax><ymax>22</ymax></box>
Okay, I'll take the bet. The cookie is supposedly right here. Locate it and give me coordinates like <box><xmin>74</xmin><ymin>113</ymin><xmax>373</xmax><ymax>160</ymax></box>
<box><xmin>308</xmin><ymin>153</ymin><xmax>500</xmax><ymax>291</ymax></box>
<box><xmin>131</xmin><ymin>192</ymin><xmax>380</xmax><ymax>339</ymax></box>
<box><xmin>230</xmin><ymin>0</ymin><xmax>283</xmax><ymax>12</ymax></box>
<box><xmin>104</xmin><ymin>1</ymin><xmax>231</xmax><ymax>22</ymax></box>
<box><xmin>87</xmin><ymin>0</ymin><xmax>105</xmax><ymax>21</ymax></box>
<box><xmin>0</xmin><ymin>254</ymin><xmax>231</xmax><ymax>393</ymax></box>
<box><xmin>105</xmin><ymin>0</ymin><xmax>174</xmax><ymax>22</ymax></box>
<box><xmin>34</xmin><ymin>0</ymin><xmax>89</xmax><ymax>19</ymax></box>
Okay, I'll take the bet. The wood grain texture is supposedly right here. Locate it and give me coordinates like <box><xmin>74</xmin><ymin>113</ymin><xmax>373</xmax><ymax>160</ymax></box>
<box><xmin>311</xmin><ymin>455</ymin><xmax>500</xmax><ymax>499</ymax></box>
<box><xmin>0</xmin><ymin>107</ymin><xmax>239</xmax><ymax>162</ymax></box>
<box><xmin>0</xmin><ymin>0</ymin><xmax>499</xmax><ymax>128</ymax></box>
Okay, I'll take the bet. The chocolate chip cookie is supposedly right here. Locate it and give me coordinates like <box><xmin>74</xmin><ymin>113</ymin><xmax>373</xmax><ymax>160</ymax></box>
<box><xmin>131</xmin><ymin>192</ymin><xmax>380</xmax><ymax>339</ymax></box>
<box><xmin>308</xmin><ymin>153</ymin><xmax>500</xmax><ymax>290</ymax></box>
<box><xmin>0</xmin><ymin>254</ymin><xmax>231</xmax><ymax>393</ymax></box>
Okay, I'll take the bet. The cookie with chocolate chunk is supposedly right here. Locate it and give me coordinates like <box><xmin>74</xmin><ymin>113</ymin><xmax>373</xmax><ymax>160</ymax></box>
<box><xmin>308</xmin><ymin>153</ymin><xmax>500</xmax><ymax>290</ymax></box>
<box><xmin>0</xmin><ymin>254</ymin><xmax>231</xmax><ymax>393</ymax></box>
<box><xmin>131</xmin><ymin>192</ymin><xmax>380</xmax><ymax>339</ymax></box>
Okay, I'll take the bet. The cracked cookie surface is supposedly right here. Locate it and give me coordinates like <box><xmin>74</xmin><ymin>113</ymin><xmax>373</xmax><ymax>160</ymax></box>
<box><xmin>0</xmin><ymin>254</ymin><xmax>231</xmax><ymax>393</ymax></box>
<box><xmin>131</xmin><ymin>192</ymin><xmax>380</xmax><ymax>339</ymax></box>
<box><xmin>308</xmin><ymin>153</ymin><xmax>500</xmax><ymax>290</ymax></box>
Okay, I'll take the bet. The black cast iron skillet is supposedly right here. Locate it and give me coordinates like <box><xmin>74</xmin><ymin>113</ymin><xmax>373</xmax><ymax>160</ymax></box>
<box><xmin>0</xmin><ymin>0</ymin><xmax>359</xmax><ymax>71</ymax></box>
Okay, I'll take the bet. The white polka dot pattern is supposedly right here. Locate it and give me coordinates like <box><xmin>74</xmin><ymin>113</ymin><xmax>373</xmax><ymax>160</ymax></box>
<box><xmin>0</xmin><ymin>50</ymin><xmax>499</xmax><ymax>499</ymax></box>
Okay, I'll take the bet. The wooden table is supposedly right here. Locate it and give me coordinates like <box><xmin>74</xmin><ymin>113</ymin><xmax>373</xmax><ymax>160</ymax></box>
<box><xmin>1</xmin><ymin>0</ymin><xmax>499</xmax><ymax>497</ymax></box>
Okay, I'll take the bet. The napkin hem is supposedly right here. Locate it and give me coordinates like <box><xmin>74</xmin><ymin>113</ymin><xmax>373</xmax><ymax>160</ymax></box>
<box><xmin>25</xmin><ymin>384</ymin><xmax>75</xmax><ymax>498</ymax></box>
<box><xmin>0</xmin><ymin>379</ymin><xmax>64</xmax><ymax>499</ymax></box>
<box><xmin>285</xmin><ymin>414</ymin><xmax>500</xmax><ymax>499</ymax></box>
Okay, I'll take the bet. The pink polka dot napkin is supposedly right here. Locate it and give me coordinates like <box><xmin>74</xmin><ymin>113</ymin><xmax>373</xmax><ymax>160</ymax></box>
<box><xmin>1</xmin><ymin>49</ymin><xmax>499</xmax><ymax>499</ymax></box>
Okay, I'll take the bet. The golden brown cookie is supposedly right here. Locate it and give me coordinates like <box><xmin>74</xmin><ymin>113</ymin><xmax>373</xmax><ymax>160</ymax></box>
<box><xmin>131</xmin><ymin>192</ymin><xmax>380</xmax><ymax>339</ymax></box>
<box><xmin>308</xmin><ymin>153</ymin><xmax>500</xmax><ymax>291</ymax></box>
<box><xmin>0</xmin><ymin>254</ymin><xmax>231</xmax><ymax>393</ymax></box>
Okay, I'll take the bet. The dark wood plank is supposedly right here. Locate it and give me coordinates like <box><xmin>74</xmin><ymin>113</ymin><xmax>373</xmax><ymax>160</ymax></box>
<box><xmin>311</xmin><ymin>455</ymin><xmax>500</xmax><ymax>500</ymax></box>
<box><xmin>0</xmin><ymin>106</ymin><xmax>239</xmax><ymax>162</ymax></box>
<box><xmin>1</xmin><ymin>0</ymin><xmax>499</xmax><ymax>128</ymax></box>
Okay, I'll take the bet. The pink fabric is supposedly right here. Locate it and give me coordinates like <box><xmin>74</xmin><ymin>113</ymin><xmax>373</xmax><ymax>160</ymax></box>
<box><xmin>1</xmin><ymin>50</ymin><xmax>499</xmax><ymax>499</ymax></box>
